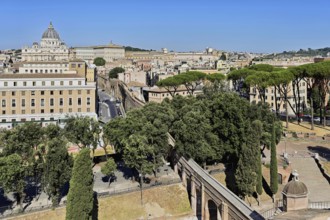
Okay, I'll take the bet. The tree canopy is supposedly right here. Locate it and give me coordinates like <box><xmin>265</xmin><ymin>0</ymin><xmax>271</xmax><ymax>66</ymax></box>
<box><xmin>109</xmin><ymin>67</ymin><xmax>125</xmax><ymax>79</ymax></box>
<box><xmin>93</xmin><ymin>57</ymin><xmax>106</xmax><ymax>66</ymax></box>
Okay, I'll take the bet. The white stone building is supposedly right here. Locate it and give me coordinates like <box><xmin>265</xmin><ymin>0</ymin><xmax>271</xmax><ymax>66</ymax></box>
<box><xmin>72</xmin><ymin>43</ymin><xmax>125</xmax><ymax>63</ymax></box>
<box><xmin>21</xmin><ymin>22</ymin><xmax>69</xmax><ymax>62</ymax></box>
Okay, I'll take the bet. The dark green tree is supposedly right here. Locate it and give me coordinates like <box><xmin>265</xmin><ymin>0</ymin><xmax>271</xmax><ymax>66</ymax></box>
<box><xmin>64</xmin><ymin>116</ymin><xmax>99</xmax><ymax>150</ymax></box>
<box><xmin>109</xmin><ymin>67</ymin><xmax>125</xmax><ymax>79</ymax></box>
<box><xmin>252</xmin><ymin>120</ymin><xmax>263</xmax><ymax>202</ymax></box>
<box><xmin>43</xmin><ymin>139</ymin><xmax>73</xmax><ymax>207</ymax></box>
<box><xmin>101</xmin><ymin>158</ymin><xmax>117</xmax><ymax>187</ymax></box>
<box><xmin>0</xmin><ymin>154</ymin><xmax>26</xmax><ymax>210</ymax></box>
<box><xmin>270</xmin><ymin>122</ymin><xmax>278</xmax><ymax>202</ymax></box>
<box><xmin>93</xmin><ymin>57</ymin><xmax>105</xmax><ymax>66</ymax></box>
<box><xmin>66</xmin><ymin>148</ymin><xmax>94</xmax><ymax>220</ymax></box>
<box><xmin>235</xmin><ymin>142</ymin><xmax>257</xmax><ymax>199</ymax></box>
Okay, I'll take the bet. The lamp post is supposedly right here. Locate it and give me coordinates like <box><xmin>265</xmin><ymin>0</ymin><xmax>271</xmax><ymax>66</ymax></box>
<box><xmin>139</xmin><ymin>173</ymin><xmax>143</xmax><ymax>205</ymax></box>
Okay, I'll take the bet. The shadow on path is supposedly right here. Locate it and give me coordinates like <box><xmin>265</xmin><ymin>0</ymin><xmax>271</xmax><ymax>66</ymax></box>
<box><xmin>307</xmin><ymin>146</ymin><xmax>330</xmax><ymax>161</ymax></box>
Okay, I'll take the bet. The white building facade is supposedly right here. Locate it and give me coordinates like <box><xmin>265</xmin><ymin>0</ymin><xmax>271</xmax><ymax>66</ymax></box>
<box><xmin>21</xmin><ymin>22</ymin><xmax>69</xmax><ymax>62</ymax></box>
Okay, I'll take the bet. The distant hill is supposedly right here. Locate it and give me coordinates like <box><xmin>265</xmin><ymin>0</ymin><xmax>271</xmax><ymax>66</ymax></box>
<box><xmin>264</xmin><ymin>47</ymin><xmax>330</xmax><ymax>59</ymax></box>
<box><xmin>124</xmin><ymin>46</ymin><xmax>152</xmax><ymax>52</ymax></box>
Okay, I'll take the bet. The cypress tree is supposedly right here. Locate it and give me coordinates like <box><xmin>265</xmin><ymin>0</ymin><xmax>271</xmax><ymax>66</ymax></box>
<box><xmin>66</xmin><ymin>148</ymin><xmax>94</xmax><ymax>220</ymax></box>
<box><xmin>43</xmin><ymin>139</ymin><xmax>73</xmax><ymax>207</ymax></box>
<box><xmin>270</xmin><ymin>122</ymin><xmax>278</xmax><ymax>201</ymax></box>
<box><xmin>252</xmin><ymin>120</ymin><xmax>263</xmax><ymax>198</ymax></box>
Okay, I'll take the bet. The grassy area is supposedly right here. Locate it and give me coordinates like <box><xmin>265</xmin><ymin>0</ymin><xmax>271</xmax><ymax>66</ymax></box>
<box><xmin>93</xmin><ymin>145</ymin><xmax>115</xmax><ymax>157</ymax></box>
<box><xmin>211</xmin><ymin>172</ymin><xmax>226</xmax><ymax>186</ymax></box>
<box><xmin>11</xmin><ymin>184</ymin><xmax>191</xmax><ymax>220</ymax></box>
<box><xmin>322</xmin><ymin>161</ymin><xmax>330</xmax><ymax>174</ymax></box>
<box><xmin>283</xmin><ymin>121</ymin><xmax>330</xmax><ymax>137</ymax></box>
<box><xmin>70</xmin><ymin>145</ymin><xmax>115</xmax><ymax>158</ymax></box>
<box><xmin>212</xmin><ymin>166</ymin><xmax>283</xmax><ymax>208</ymax></box>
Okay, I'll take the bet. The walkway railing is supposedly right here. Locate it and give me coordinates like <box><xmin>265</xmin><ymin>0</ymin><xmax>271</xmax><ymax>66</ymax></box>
<box><xmin>308</xmin><ymin>201</ymin><xmax>330</xmax><ymax>209</ymax></box>
<box><xmin>259</xmin><ymin>199</ymin><xmax>283</xmax><ymax>219</ymax></box>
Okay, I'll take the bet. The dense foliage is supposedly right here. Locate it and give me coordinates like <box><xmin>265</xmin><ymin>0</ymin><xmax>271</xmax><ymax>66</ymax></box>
<box><xmin>66</xmin><ymin>148</ymin><xmax>94</xmax><ymax>220</ymax></box>
<box><xmin>109</xmin><ymin>67</ymin><xmax>125</xmax><ymax>79</ymax></box>
<box><xmin>93</xmin><ymin>57</ymin><xmax>106</xmax><ymax>66</ymax></box>
<box><xmin>106</xmin><ymin>88</ymin><xmax>282</xmax><ymax>198</ymax></box>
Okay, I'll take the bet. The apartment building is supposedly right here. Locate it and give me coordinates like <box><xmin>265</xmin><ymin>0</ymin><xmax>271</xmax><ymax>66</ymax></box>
<box><xmin>249</xmin><ymin>81</ymin><xmax>308</xmax><ymax>115</ymax></box>
<box><xmin>0</xmin><ymin>73</ymin><xmax>97</xmax><ymax>129</ymax></box>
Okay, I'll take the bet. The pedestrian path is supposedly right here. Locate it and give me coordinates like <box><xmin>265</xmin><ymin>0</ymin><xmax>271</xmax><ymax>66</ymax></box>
<box><xmin>290</xmin><ymin>157</ymin><xmax>330</xmax><ymax>202</ymax></box>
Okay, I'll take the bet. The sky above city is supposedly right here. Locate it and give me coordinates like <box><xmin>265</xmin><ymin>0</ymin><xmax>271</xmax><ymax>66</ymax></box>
<box><xmin>1</xmin><ymin>0</ymin><xmax>330</xmax><ymax>53</ymax></box>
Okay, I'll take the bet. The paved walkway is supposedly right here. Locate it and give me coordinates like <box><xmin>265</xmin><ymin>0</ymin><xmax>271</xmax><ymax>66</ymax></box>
<box><xmin>290</xmin><ymin>157</ymin><xmax>330</xmax><ymax>202</ymax></box>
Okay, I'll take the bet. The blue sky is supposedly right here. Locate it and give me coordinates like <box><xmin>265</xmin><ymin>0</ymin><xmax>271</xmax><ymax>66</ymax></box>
<box><xmin>1</xmin><ymin>0</ymin><xmax>330</xmax><ymax>53</ymax></box>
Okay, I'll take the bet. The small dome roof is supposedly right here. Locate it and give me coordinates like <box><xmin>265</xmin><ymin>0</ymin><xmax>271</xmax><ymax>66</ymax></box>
<box><xmin>42</xmin><ymin>22</ymin><xmax>60</xmax><ymax>39</ymax></box>
<box><xmin>282</xmin><ymin>171</ymin><xmax>308</xmax><ymax>197</ymax></box>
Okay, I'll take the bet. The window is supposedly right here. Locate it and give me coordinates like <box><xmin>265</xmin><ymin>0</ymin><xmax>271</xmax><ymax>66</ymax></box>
<box><xmin>41</xmin><ymin>109</ymin><xmax>44</xmax><ymax>113</ymax></box>
<box><xmin>59</xmin><ymin>98</ymin><xmax>63</xmax><ymax>106</ymax></box>
<box><xmin>78</xmin><ymin>98</ymin><xmax>81</xmax><ymax>105</ymax></box>
<box><xmin>41</xmin><ymin>91</ymin><xmax>45</xmax><ymax>95</ymax></box>
<box><xmin>71</xmin><ymin>64</ymin><xmax>76</xmax><ymax>68</ymax></box>
<box><xmin>12</xmin><ymin>91</ymin><xmax>15</xmax><ymax>96</ymax></box>
<box><xmin>51</xmin><ymin>81</ymin><xmax>55</xmax><ymax>86</ymax></box>
<box><xmin>22</xmin><ymin>99</ymin><xmax>25</xmax><ymax>107</ymax></box>
<box><xmin>21</xmin><ymin>91</ymin><xmax>25</xmax><ymax>96</ymax></box>
<box><xmin>33</xmin><ymin>81</ymin><xmax>36</xmax><ymax>86</ymax></box>
<box><xmin>78</xmin><ymin>81</ymin><xmax>82</xmax><ymax>85</ymax></box>
<box><xmin>55</xmin><ymin>69</ymin><xmax>58</xmax><ymax>73</ymax></box>
<box><xmin>50</xmin><ymin>91</ymin><xmax>54</xmax><ymax>95</ymax></box>
<box><xmin>23</xmin><ymin>81</ymin><xmax>27</xmax><ymax>86</ymax></box>
<box><xmin>50</xmin><ymin>98</ymin><xmax>54</xmax><ymax>106</ymax></box>
<box><xmin>1</xmin><ymin>119</ymin><xmax>5</xmax><ymax>122</ymax></box>
<box><xmin>69</xmin><ymin>98</ymin><xmax>72</xmax><ymax>105</ymax></box>
<box><xmin>50</xmin><ymin>69</ymin><xmax>53</xmax><ymax>73</ymax></box>
<box><xmin>41</xmin><ymin>118</ymin><xmax>45</xmax><ymax>121</ymax></box>
<box><xmin>69</xmin><ymin>81</ymin><xmax>73</xmax><ymax>86</ymax></box>
<box><xmin>87</xmin><ymin>90</ymin><xmax>90</xmax><ymax>95</ymax></box>
<box><xmin>2</xmin><ymin>110</ymin><xmax>5</xmax><ymax>114</ymax></box>
<box><xmin>59</xmin><ymin>90</ymin><xmax>63</xmax><ymax>95</ymax></box>
<box><xmin>2</xmin><ymin>91</ymin><xmax>5</xmax><ymax>96</ymax></box>
<box><xmin>14</xmin><ymin>82</ymin><xmax>17</xmax><ymax>86</ymax></box>
<box><xmin>78</xmin><ymin>90</ymin><xmax>81</xmax><ymax>95</ymax></box>
<box><xmin>50</xmin><ymin>109</ymin><xmax>54</xmax><ymax>113</ymax></box>
<box><xmin>4</xmin><ymin>82</ymin><xmax>7</xmax><ymax>86</ymax></box>
<box><xmin>78</xmin><ymin>64</ymin><xmax>81</xmax><ymax>68</ymax></box>
<box><xmin>69</xmin><ymin>108</ymin><xmax>72</xmax><ymax>112</ymax></box>
<box><xmin>31</xmin><ymin>117</ymin><xmax>35</xmax><ymax>120</ymax></box>
<box><xmin>59</xmin><ymin>109</ymin><xmax>63</xmax><ymax>113</ymax></box>
<box><xmin>31</xmin><ymin>91</ymin><xmax>35</xmax><ymax>96</ymax></box>
<box><xmin>22</xmin><ymin>110</ymin><xmax>25</xmax><ymax>114</ymax></box>
<box><xmin>69</xmin><ymin>90</ymin><xmax>72</xmax><ymax>95</ymax></box>
<box><xmin>42</xmin><ymin>81</ymin><xmax>45</xmax><ymax>86</ymax></box>
<box><xmin>87</xmin><ymin>97</ymin><xmax>91</xmax><ymax>105</ymax></box>
<box><xmin>60</xmin><ymin>81</ymin><xmax>64</xmax><ymax>86</ymax></box>
<box><xmin>1</xmin><ymin>100</ymin><xmax>5</xmax><ymax>107</ymax></box>
<box><xmin>12</xmin><ymin>99</ymin><xmax>16</xmax><ymax>107</ymax></box>
<box><xmin>25</xmin><ymin>70</ymin><xmax>28</xmax><ymax>73</ymax></box>
<box><xmin>87</xmin><ymin>108</ymin><xmax>90</xmax><ymax>112</ymax></box>
<box><xmin>31</xmin><ymin>99</ymin><xmax>35</xmax><ymax>107</ymax></box>
<box><xmin>12</xmin><ymin>110</ymin><xmax>16</xmax><ymax>114</ymax></box>
<box><xmin>78</xmin><ymin>108</ymin><xmax>81</xmax><ymax>112</ymax></box>
<box><xmin>41</xmin><ymin>99</ymin><xmax>45</xmax><ymax>107</ymax></box>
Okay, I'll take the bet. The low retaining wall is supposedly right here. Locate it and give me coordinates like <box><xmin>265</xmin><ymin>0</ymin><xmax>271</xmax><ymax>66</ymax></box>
<box><xmin>314</xmin><ymin>154</ymin><xmax>330</xmax><ymax>184</ymax></box>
